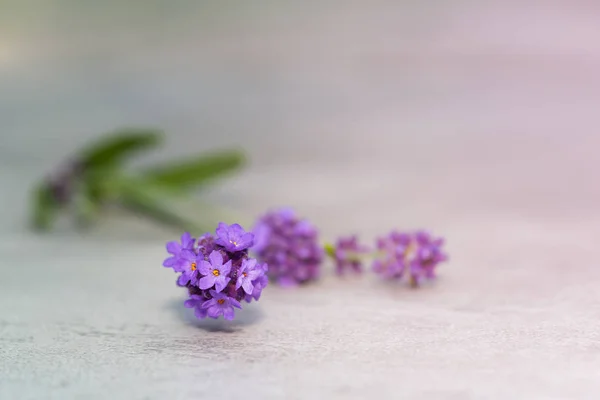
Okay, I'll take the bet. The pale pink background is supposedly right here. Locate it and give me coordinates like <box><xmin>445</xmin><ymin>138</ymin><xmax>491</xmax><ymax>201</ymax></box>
<box><xmin>1</xmin><ymin>2</ymin><xmax>600</xmax><ymax>399</ymax></box>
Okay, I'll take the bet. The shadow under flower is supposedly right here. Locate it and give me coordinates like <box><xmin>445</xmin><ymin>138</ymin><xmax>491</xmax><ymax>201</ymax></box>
<box><xmin>166</xmin><ymin>298</ymin><xmax>264</xmax><ymax>333</ymax></box>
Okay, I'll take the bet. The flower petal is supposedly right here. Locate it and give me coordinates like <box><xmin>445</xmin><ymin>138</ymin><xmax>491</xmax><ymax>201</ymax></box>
<box><xmin>198</xmin><ymin>260</ymin><xmax>213</xmax><ymax>275</ymax></box>
<box><xmin>162</xmin><ymin>256</ymin><xmax>178</xmax><ymax>267</ymax></box>
<box><xmin>198</xmin><ymin>275</ymin><xmax>216</xmax><ymax>290</ymax></box>
<box><xmin>223</xmin><ymin>307</ymin><xmax>235</xmax><ymax>320</ymax></box>
<box><xmin>180</xmin><ymin>232</ymin><xmax>194</xmax><ymax>248</ymax></box>
<box><xmin>194</xmin><ymin>306</ymin><xmax>208</xmax><ymax>319</ymax></box>
<box><xmin>177</xmin><ymin>274</ymin><xmax>190</xmax><ymax>286</ymax></box>
<box><xmin>166</xmin><ymin>241</ymin><xmax>181</xmax><ymax>254</ymax></box>
<box><xmin>209</xmin><ymin>250</ymin><xmax>223</xmax><ymax>266</ymax></box>
<box><xmin>207</xmin><ymin>307</ymin><xmax>221</xmax><ymax>319</ymax></box>
<box><xmin>214</xmin><ymin>276</ymin><xmax>231</xmax><ymax>293</ymax></box>
<box><xmin>220</xmin><ymin>260</ymin><xmax>232</xmax><ymax>275</ymax></box>
<box><xmin>229</xmin><ymin>298</ymin><xmax>242</xmax><ymax>309</ymax></box>
<box><xmin>241</xmin><ymin>279</ymin><xmax>254</xmax><ymax>295</ymax></box>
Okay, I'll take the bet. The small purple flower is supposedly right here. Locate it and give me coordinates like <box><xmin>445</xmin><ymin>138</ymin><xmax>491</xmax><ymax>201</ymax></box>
<box><xmin>163</xmin><ymin>232</ymin><xmax>196</xmax><ymax>271</ymax></box>
<box><xmin>163</xmin><ymin>223</ymin><xmax>268</xmax><ymax>321</ymax></box>
<box><xmin>373</xmin><ymin>230</ymin><xmax>447</xmax><ymax>286</ymax></box>
<box><xmin>198</xmin><ymin>250</ymin><xmax>232</xmax><ymax>292</ymax></box>
<box><xmin>215</xmin><ymin>222</ymin><xmax>254</xmax><ymax>253</ymax></box>
<box><xmin>332</xmin><ymin>235</ymin><xmax>369</xmax><ymax>275</ymax></box>
<box><xmin>177</xmin><ymin>250</ymin><xmax>202</xmax><ymax>286</ymax></box>
<box><xmin>252</xmin><ymin>208</ymin><xmax>323</xmax><ymax>286</ymax></box>
<box><xmin>410</xmin><ymin>231</ymin><xmax>448</xmax><ymax>283</ymax></box>
<box><xmin>236</xmin><ymin>258</ymin><xmax>264</xmax><ymax>295</ymax></box>
<box><xmin>246</xmin><ymin>274</ymin><xmax>268</xmax><ymax>302</ymax></box>
<box><xmin>202</xmin><ymin>290</ymin><xmax>242</xmax><ymax>320</ymax></box>
<box><xmin>184</xmin><ymin>294</ymin><xmax>209</xmax><ymax>319</ymax></box>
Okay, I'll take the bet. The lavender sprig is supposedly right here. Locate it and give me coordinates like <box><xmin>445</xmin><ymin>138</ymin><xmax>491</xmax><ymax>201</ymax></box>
<box><xmin>252</xmin><ymin>208</ymin><xmax>324</xmax><ymax>286</ymax></box>
<box><xmin>163</xmin><ymin>223</ymin><xmax>268</xmax><ymax>321</ymax></box>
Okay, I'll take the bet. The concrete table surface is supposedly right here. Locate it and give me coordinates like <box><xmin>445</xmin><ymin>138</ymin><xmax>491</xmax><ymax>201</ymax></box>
<box><xmin>2</xmin><ymin>2</ymin><xmax>600</xmax><ymax>399</ymax></box>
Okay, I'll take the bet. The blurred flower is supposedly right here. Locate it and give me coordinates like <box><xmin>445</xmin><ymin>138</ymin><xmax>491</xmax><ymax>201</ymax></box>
<box><xmin>331</xmin><ymin>235</ymin><xmax>369</xmax><ymax>275</ymax></box>
<box><xmin>373</xmin><ymin>230</ymin><xmax>447</xmax><ymax>286</ymax></box>
<box><xmin>163</xmin><ymin>223</ymin><xmax>267</xmax><ymax>321</ymax></box>
<box><xmin>253</xmin><ymin>208</ymin><xmax>324</xmax><ymax>286</ymax></box>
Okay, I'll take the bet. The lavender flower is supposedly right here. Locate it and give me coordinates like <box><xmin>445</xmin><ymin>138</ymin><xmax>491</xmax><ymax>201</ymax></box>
<box><xmin>373</xmin><ymin>230</ymin><xmax>447</xmax><ymax>286</ymax></box>
<box><xmin>202</xmin><ymin>290</ymin><xmax>242</xmax><ymax>320</ymax></box>
<box><xmin>331</xmin><ymin>235</ymin><xmax>369</xmax><ymax>275</ymax></box>
<box><xmin>198</xmin><ymin>251</ymin><xmax>232</xmax><ymax>292</ymax></box>
<box><xmin>245</xmin><ymin>263</ymin><xmax>269</xmax><ymax>302</ymax></box>
<box><xmin>184</xmin><ymin>294</ymin><xmax>208</xmax><ymax>319</ymax></box>
<box><xmin>215</xmin><ymin>222</ymin><xmax>254</xmax><ymax>252</ymax></box>
<box><xmin>162</xmin><ymin>223</ymin><xmax>268</xmax><ymax>321</ymax></box>
<box><xmin>163</xmin><ymin>232</ymin><xmax>196</xmax><ymax>271</ymax></box>
<box><xmin>177</xmin><ymin>250</ymin><xmax>202</xmax><ymax>286</ymax></box>
<box><xmin>252</xmin><ymin>208</ymin><xmax>323</xmax><ymax>286</ymax></box>
<box><xmin>236</xmin><ymin>258</ymin><xmax>262</xmax><ymax>294</ymax></box>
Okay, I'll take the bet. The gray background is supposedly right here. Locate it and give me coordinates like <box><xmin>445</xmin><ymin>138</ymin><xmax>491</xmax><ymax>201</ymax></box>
<box><xmin>2</xmin><ymin>1</ymin><xmax>600</xmax><ymax>399</ymax></box>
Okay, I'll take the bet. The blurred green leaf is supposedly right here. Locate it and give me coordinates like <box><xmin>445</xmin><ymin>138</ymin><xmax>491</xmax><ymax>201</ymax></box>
<box><xmin>31</xmin><ymin>184</ymin><xmax>59</xmax><ymax>231</ymax></box>
<box><xmin>79</xmin><ymin>128</ymin><xmax>162</xmax><ymax>168</ymax></box>
<box><xmin>140</xmin><ymin>149</ymin><xmax>245</xmax><ymax>188</ymax></box>
<box><xmin>324</xmin><ymin>243</ymin><xmax>336</xmax><ymax>258</ymax></box>
<box><xmin>73</xmin><ymin>191</ymin><xmax>99</xmax><ymax>228</ymax></box>
<box><xmin>117</xmin><ymin>177</ymin><xmax>204</xmax><ymax>233</ymax></box>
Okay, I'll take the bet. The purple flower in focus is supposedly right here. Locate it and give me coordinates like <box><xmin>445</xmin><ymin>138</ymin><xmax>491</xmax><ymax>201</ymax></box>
<box><xmin>202</xmin><ymin>290</ymin><xmax>242</xmax><ymax>320</ymax></box>
<box><xmin>373</xmin><ymin>230</ymin><xmax>447</xmax><ymax>286</ymax></box>
<box><xmin>177</xmin><ymin>250</ymin><xmax>202</xmax><ymax>286</ymax></box>
<box><xmin>198</xmin><ymin>251</ymin><xmax>232</xmax><ymax>292</ymax></box>
<box><xmin>215</xmin><ymin>222</ymin><xmax>254</xmax><ymax>253</ymax></box>
<box><xmin>184</xmin><ymin>294</ymin><xmax>209</xmax><ymax>319</ymax></box>
<box><xmin>332</xmin><ymin>235</ymin><xmax>369</xmax><ymax>275</ymax></box>
<box><xmin>163</xmin><ymin>232</ymin><xmax>195</xmax><ymax>271</ymax></box>
<box><xmin>252</xmin><ymin>208</ymin><xmax>323</xmax><ymax>286</ymax></box>
<box><xmin>236</xmin><ymin>258</ymin><xmax>264</xmax><ymax>295</ymax></box>
<box><xmin>163</xmin><ymin>222</ymin><xmax>266</xmax><ymax>321</ymax></box>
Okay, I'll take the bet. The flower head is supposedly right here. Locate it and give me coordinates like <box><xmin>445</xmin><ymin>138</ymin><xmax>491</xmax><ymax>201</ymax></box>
<box><xmin>331</xmin><ymin>235</ymin><xmax>369</xmax><ymax>275</ymax></box>
<box><xmin>215</xmin><ymin>222</ymin><xmax>254</xmax><ymax>252</ymax></box>
<box><xmin>252</xmin><ymin>208</ymin><xmax>323</xmax><ymax>286</ymax></box>
<box><xmin>163</xmin><ymin>232</ymin><xmax>196</xmax><ymax>271</ymax></box>
<box><xmin>198</xmin><ymin>251</ymin><xmax>232</xmax><ymax>292</ymax></box>
<box><xmin>163</xmin><ymin>223</ymin><xmax>268</xmax><ymax>321</ymax></box>
<box><xmin>202</xmin><ymin>290</ymin><xmax>242</xmax><ymax>320</ymax></box>
<box><xmin>373</xmin><ymin>230</ymin><xmax>447</xmax><ymax>286</ymax></box>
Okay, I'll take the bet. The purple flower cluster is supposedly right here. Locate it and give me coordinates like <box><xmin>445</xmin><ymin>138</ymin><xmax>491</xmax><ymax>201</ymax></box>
<box><xmin>252</xmin><ymin>208</ymin><xmax>324</xmax><ymax>286</ymax></box>
<box><xmin>163</xmin><ymin>223</ymin><xmax>268</xmax><ymax>320</ymax></box>
<box><xmin>330</xmin><ymin>235</ymin><xmax>370</xmax><ymax>275</ymax></box>
<box><xmin>372</xmin><ymin>230</ymin><xmax>447</xmax><ymax>286</ymax></box>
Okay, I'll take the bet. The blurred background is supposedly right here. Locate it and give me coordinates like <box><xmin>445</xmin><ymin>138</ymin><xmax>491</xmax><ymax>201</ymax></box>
<box><xmin>3</xmin><ymin>1</ymin><xmax>600</xmax><ymax>398</ymax></box>
<box><xmin>3</xmin><ymin>1</ymin><xmax>600</xmax><ymax>239</ymax></box>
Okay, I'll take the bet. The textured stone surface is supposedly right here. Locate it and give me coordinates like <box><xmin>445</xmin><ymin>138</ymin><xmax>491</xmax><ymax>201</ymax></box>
<box><xmin>2</xmin><ymin>2</ymin><xmax>600</xmax><ymax>399</ymax></box>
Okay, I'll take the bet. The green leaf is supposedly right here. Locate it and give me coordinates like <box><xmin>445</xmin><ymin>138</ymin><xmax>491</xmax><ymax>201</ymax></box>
<box><xmin>117</xmin><ymin>177</ymin><xmax>204</xmax><ymax>233</ymax></box>
<box><xmin>31</xmin><ymin>184</ymin><xmax>59</xmax><ymax>231</ymax></box>
<box><xmin>324</xmin><ymin>243</ymin><xmax>336</xmax><ymax>258</ymax></box>
<box><xmin>79</xmin><ymin>128</ymin><xmax>162</xmax><ymax>168</ymax></box>
<box><xmin>140</xmin><ymin>149</ymin><xmax>245</xmax><ymax>188</ymax></box>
